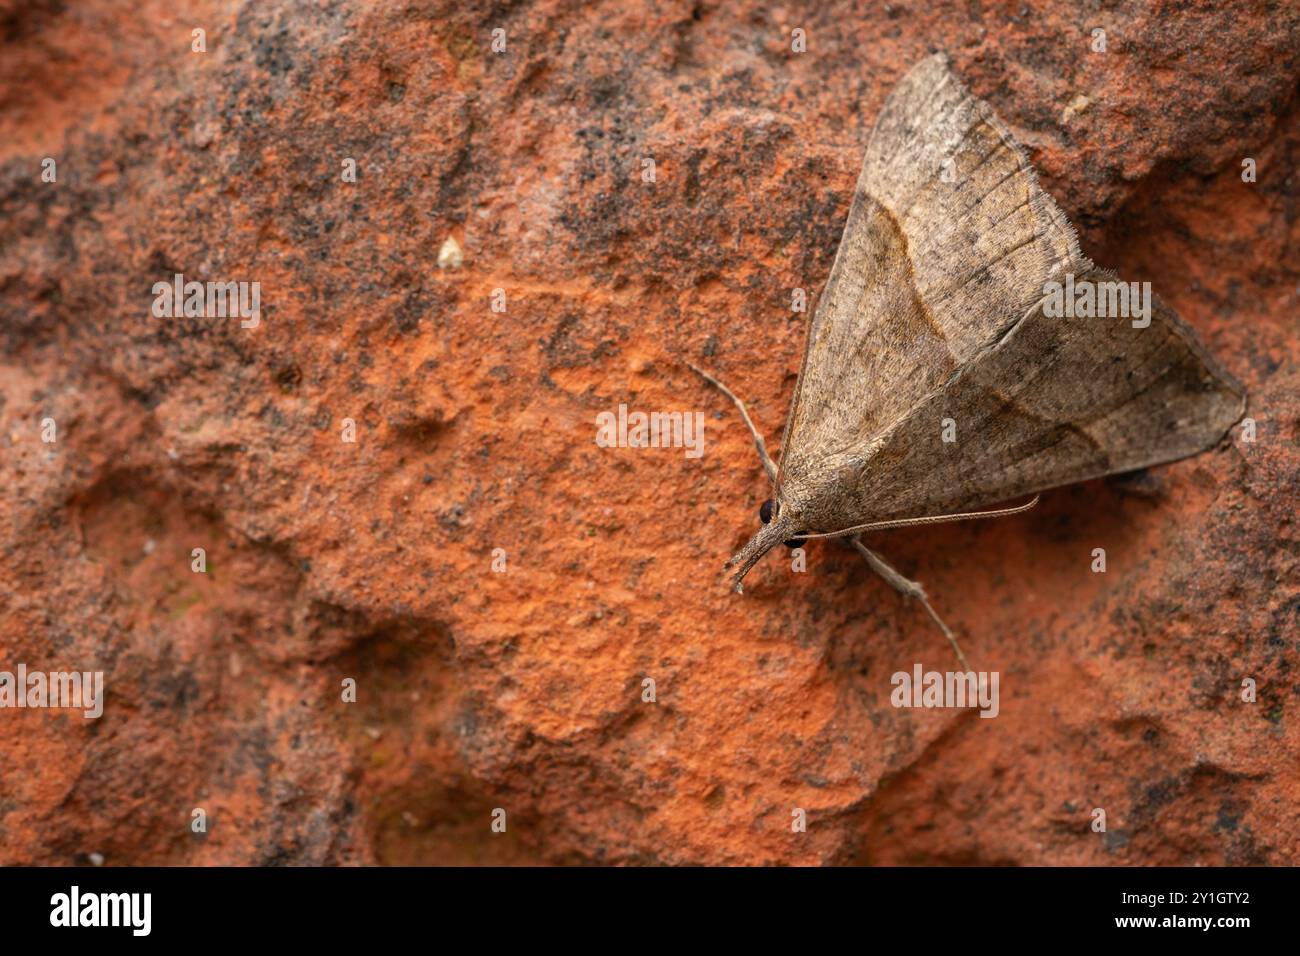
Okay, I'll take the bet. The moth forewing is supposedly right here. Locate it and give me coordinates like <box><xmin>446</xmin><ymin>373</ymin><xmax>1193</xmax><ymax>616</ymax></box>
<box><xmin>725</xmin><ymin>52</ymin><xmax>1244</xmax><ymax>591</ymax></box>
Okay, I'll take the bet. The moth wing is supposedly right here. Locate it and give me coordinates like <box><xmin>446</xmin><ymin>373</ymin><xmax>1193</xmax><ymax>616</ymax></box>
<box><xmin>777</xmin><ymin>52</ymin><xmax>1089</xmax><ymax>493</ymax></box>
<box><xmin>777</xmin><ymin>54</ymin><xmax>1243</xmax><ymax>525</ymax></box>
<box><xmin>851</xmin><ymin>270</ymin><xmax>1245</xmax><ymax>519</ymax></box>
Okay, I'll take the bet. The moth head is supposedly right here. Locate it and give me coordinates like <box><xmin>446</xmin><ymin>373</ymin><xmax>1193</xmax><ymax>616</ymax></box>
<box><xmin>726</xmin><ymin>495</ymin><xmax>806</xmax><ymax>593</ymax></box>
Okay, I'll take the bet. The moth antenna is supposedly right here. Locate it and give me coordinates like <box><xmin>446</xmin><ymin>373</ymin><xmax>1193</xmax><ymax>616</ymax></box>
<box><xmin>799</xmin><ymin>495</ymin><xmax>1041</xmax><ymax>540</ymax></box>
<box><xmin>849</xmin><ymin>537</ymin><xmax>971</xmax><ymax>671</ymax></box>
<box><xmin>685</xmin><ymin>360</ymin><xmax>778</xmax><ymax>484</ymax></box>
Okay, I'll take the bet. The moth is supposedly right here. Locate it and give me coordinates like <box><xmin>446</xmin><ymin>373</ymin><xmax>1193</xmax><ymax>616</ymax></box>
<box><xmin>694</xmin><ymin>53</ymin><xmax>1245</xmax><ymax>665</ymax></box>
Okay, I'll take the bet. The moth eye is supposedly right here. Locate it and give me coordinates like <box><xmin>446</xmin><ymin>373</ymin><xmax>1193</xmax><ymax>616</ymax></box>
<box><xmin>759</xmin><ymin>499</ymin><xmax>776</xmax><ymax>524</ymax></box>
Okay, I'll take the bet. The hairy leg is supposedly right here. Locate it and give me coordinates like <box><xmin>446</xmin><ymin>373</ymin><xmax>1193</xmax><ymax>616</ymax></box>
<box><xmin>847</xmin><ymin>537</ymin><xmax>972</xmax><ymax>671</ymax></box>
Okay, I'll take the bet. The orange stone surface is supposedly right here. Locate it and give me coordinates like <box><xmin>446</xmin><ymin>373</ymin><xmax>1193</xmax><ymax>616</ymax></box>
<box><xmin>0</xmin><ymin>1</ymin><xmax>1296</xmax><ymax>864</ymax></box>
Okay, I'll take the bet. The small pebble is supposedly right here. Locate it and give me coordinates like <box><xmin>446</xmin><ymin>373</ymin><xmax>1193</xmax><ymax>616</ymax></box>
<box><xmin>437</xmin><ymin>237</ymin><xmax>463</xmax><ymax>269</ymax></box>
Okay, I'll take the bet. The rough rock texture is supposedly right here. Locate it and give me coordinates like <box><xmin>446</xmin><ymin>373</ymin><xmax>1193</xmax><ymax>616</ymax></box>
<box><xmin>1</xmin><ymin>0</ymin><xmax>1297</xmax><ymax>865</ymax></box>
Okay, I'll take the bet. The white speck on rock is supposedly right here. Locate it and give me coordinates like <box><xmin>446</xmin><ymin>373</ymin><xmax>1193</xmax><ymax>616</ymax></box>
<box><xmin>437</xmin><ymin>236</ymin><xmax>463</xmax><ymax>269</ymax></box>
<box><xmin>1061</xmin><ymin>94</ymin><xmax>1091</xmax><ymax>124</ymax></box>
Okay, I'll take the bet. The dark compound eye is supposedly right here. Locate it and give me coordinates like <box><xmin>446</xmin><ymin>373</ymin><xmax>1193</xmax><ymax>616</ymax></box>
<box><xmin>760</xmin><ymin>499</ymin><xmax>801</xmax><ymax>545</ymax></box>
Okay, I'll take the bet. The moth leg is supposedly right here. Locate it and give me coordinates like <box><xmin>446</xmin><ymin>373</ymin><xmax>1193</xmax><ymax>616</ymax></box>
<box><xmin>848</xmin><ymin>536</ymin><xmax>972</xmax><ymax>672</ymax></box>
<box><xmin>686</xmin><ymin>361</ymin><xmax>777</xmax><ymax>484</ymax></box>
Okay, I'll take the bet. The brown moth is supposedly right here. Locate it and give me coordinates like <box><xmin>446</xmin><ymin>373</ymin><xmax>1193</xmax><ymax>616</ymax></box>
<box><xmin>695</xmin><ymin>53</ymin><xmax>1244</xmax><ymax>663</ymax></box>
